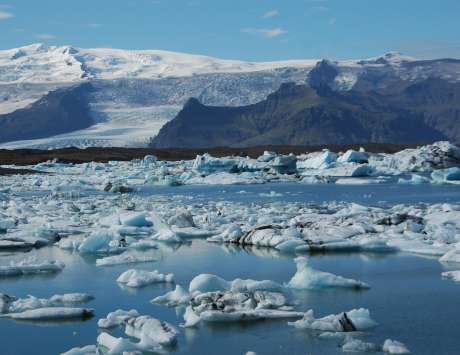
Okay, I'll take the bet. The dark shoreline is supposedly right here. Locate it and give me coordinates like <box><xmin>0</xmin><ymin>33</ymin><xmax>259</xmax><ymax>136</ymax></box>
<box><xmin>0</xmin><ymin>143</ymin><xmax>421</xmax><ymax>166</ymax></box>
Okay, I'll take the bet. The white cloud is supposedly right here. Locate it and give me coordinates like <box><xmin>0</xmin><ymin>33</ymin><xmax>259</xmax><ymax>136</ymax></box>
<box><xmin>242</xmin><ymin>27</ymin><xmax>286</xmax><ymax>39</ymax></box>
<box><xmin>0</xmin><ymin>10</ymin><xmax>13</xmax><ymax>20</ymax></box>
<box><xmin>35</xmin><ymin>33</ymin><xmax>56</xmax><ymax>40</ymax></box>
<box><xmin>262</xmin><ymin>10</ymin><xmax>279</xmax><ymax>19</ymax></box>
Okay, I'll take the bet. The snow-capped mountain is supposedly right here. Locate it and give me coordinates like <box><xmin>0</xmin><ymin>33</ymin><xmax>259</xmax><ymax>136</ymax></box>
<box><xmin>0</xmin><ymin>44</ymin><xmax>459</xmax><ymax>149</ymax></box>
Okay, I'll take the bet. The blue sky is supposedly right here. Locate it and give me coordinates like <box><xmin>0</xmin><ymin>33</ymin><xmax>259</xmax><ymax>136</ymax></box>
<box><xmin>1</xmin><ymin>0</ymin><xmax>459</xmax><ymax>61</ymax></box>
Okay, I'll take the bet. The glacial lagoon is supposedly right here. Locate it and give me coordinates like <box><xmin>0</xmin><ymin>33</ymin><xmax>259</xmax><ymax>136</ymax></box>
<box><xmin>1</xmin><ymin>182</ymin><xmax>459</xmax><ymax>355</ymax></box>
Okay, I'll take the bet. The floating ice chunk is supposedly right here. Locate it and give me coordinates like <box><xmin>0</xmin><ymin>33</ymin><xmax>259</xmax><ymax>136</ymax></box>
<box><xmin>439</xmin><ymin>243</ymin><xmax>460</xmax><ymax>263</ymax></box>
<box><xmin>2</xmin><ymin>307</ymin><xmax>94</xmax><ymax>320</ymax></box>
<box><xmin>189</xmin><ymin>274</ymin><xmax>230</xmax><ymax>294</ymax></box>
<box><xmin>96</xmin><ymin>252</ymin><xmax>157</xmax><ymax>266</ymax></box>
<box><xmin>188</xmin><ymin>274</ymin><xmax>282</xmax><ymax>295</ymax></box>
<box><xmin>270</xmin><ymin>155</ymin><xmax>297</xmax><ymax>174</ymax></box>
<box><xmin>78</xmin><ymin>229</ymin><xmax>114</xmax><ymax>254</ymax></box>
<box><xmin>124</xmin><ymin>315</ymin><xmax>178</xmax><ymax>347</ymax></box>
<box><xmin>338</xmin><ymin>150</ymin><xmax>369</xmax><ymax>164</ymax></box>
<box><xmin>97</xmin><ymin>332</ymin><xmax>140</xmax><ymax>354</ymax></box>
<box><xmin>441</xmin><ymin>270</ymin><xmax>460</xmax><ymax>283</ymax></box>
<box><xmin>182</xmin><ymin>305</ymin><xmax>201</xmax><ymax>327</ymax></box>
<box><xmin>383</xmin><ymin>339</ymin><xmax>411</xmax><ymax>354</ymax></box>
<box><xmin>58</xmin><ymin>235</ymin><xmax>86</xmax><ymax>250</ymax></box>
<box><xmin>287</xmin><ymin>257</ymin><xmax>369</xmax><ymax>290</ymax></box>
<box><xmin>431</xmin><ymin>167</ymin><xmax>460</xmax><ymax>184</ymax></box>
<box><xmin>119</xmin><ymin>212</ymin><xmax>151</xmax><ymax>227</ymax></box>
<box><xmin>342</xmin><ymin>336</ymin><xmax>379</xmax><ymax>352</ymax></box>
<box><xmin>207</xmin><ymin>224</ymin><xmax>243</xmax><ymax>243</ymax></box>
<box><xmin>300</xmin><ymin>175</ymin><xmax>331</xmax><ymax>184</ymax></box>
<box><xmin>200</xmin><ymin>308</ymin><xmax>304</xmax><ymax>323</ymax></box>
<box><xmin>8</xmin><ymin>293</ymin><xmax>94</xmax><ymax>313</ymax></box>
<box><xmin>398</xmin><ymin>174</ymin><xmax>430</xmax><ymax>184</ymax></box>
<box><xmin>152</xmin><ymin>285</ymin><xmax>190</xmax><ymax>307</ymax></box>
<box><xmin>0</xmin><ymin>293</ymin><xmax>16</xmax><ymax>313</ymax></box>
<box><xmin>259</xmin><ymin>191</ymin><xmax>283</xmax><ymax>197</ymax></box>
<box><xmin>298</xmin><ymin>150</ymin><xmax>337</xmax><ymax>170</ymax></box>
<box><xmin>245</xmin><ymin>352</ymin><xmax>258</xmax><ymax>355</ymax></box>
<box><xmin>117</xmin><ymin>269</ymin><xmax>174</xmax><ymax>288</ymax></box>
<box><xmin>230</xmin><ymin>278</ymin><xmax>283</xmax><ymax>293</ymax></box>
<box><xmin>49</xmin><ymin>293</ymin><xmax>94</xmax><ymax>305</ymax></box>
<box><xmin>193</xmin><ymin>154</ymin><xmax>238</xmax><ymax>174</ymax></box>
<box><xmin>350</xmin><ymin>165</ymin><xmax>374</xmax><ymax>177</ymax></box>
<box><xmin>0</xmin><ymin>258</ymin><xmax>64</xmax><ymax>277</ymax></box>
<box><xmin>168</xmin><ymin>210</ymin><xmax>195</xmax><ymax>228</ymax></box>
<box><xmin>60</xmin><ymin>345</ymin><xmax>97</xmax><ymax>355</ymax></box>
<box><xmin>98</xmin><ymin>309</ymin><xmax>140</xmax><ymax>328</ymax></box>
<box><xmin>289</xmin><ymin>308</ymin><xmax>377</xmax><ymax>332</ymax></box>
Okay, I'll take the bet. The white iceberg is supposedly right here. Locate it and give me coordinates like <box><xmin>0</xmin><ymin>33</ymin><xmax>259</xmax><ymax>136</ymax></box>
<box><xmin>287</xmin><ymin>257</ymin><xmax>369</xmax><ymax>290</ymax></box>
<box><xmin>96</xmin><ymin>252</ymin><xmax>157</xmax><ymax>266</ymax></box>
<box><xmin>60</xmin><ymin>345</ymin><xmax>97</xmax><ymax>355</ymax></box>
<box><xmin>2</xmin><ymin>307</ymin><xmax>94</xmax><ymax>320</ymax></box>
<box><xmin>383</xmin><ymin>339</ymin><xmax>411</xmax><ymax>354</ymax></box>
<box><xmin>117</xmin><ymin>269</ymin><xmax>174</xmax><ymax>288</ymax></box>
<box><xmin>152</xmin><ymin>285</ymin><xmax>191</xmax><ymax>307</ymax></box>
<box><xmin>0</xmin><ymin>259</ymin><xmax>65</xmax><ymax>277</ymax></box>
<box><xmin>98</xmin><ymin>309</ymin><xmax>140</xmax><ymax>328</ymax></box>
<box><xmin>289</xmin><ymin>308</ymin><xmax>377</xmax><ymax>332</ymax></box>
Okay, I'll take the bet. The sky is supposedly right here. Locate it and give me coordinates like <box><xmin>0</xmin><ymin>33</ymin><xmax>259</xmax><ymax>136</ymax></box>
<box><xmin>1</xmin><ymin>0</ymin><xmax>459</xmax><ymax>61</ymax></box>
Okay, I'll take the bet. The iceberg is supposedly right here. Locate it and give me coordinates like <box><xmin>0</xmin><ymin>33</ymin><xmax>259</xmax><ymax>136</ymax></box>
<box><xmin>383</xmin><ymin>339</ymin><xmax>411</xmax><ymax>354</ymax></box>
<box><xmin>0</xmin><ymin>259</ymin><xmax>65</xmax><ymax>277</ymax></box>
<box><xmin>117</xmin><ymin>269</ymin><xmax>174</xmax><ymax>288</ymax></box>
<box><xmin>287</xmin><ymin>257</ymin><xmax>369</xmax><ymax>290</ymax></box>
<box><xmin>96</xmin><ymin>251</ymin><xmax>157</xmax><ymax>266</ymax></box>
<box><xmin>441</xmin><ymin>270</ymin><xmax>460</xmax><ymax>283</ymax></box>
<box><xmin>342</xmin><ymin>336</ymin><xmax>379</xmax><ymax>352</ymax></box>
<box><xmin>151</xmin><ymin>285</ymin><xmax>191</xmax><ymax>307</ymax></box>
<box><xmin>98</xmin><ymin>309</ymin><xmax>140</xmax><ymax>328</ymax></box>
<box><xmin>431</xmin><ymin>167</ymin><xmax>460</xmax><ymax>184</ymax></box>
<box><xmin>338</xmin><ymin>150</ymin><xmax>369</xmax><ymax>164</ymax></box>
<box><xmin>2</xmin><ymin>307</ymin><xmax>94</xmax><ymax>320</ymax></box>
<box><xmin>289</xmin><ymin>308</ymin><xmax>377</xmax><ymax>332</ymax></box>
<box><xmin>60</xmin><ymin>345</ymin><xmax>97</xmax><ymax>355</ymax></box>
<box><xmin>78</xmin><ymin>229</ymin><xmax>115</xmax><ymax>254</ymax></box>
<box><xmin>193</xmin><ymin>154</ymin><xmax>238</xmax><ymax>174</ymax></box>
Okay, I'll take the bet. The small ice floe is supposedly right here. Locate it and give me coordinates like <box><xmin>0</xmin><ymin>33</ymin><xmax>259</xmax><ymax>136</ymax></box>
<box><xmin>341</xmin><ymin>336</ymin><xmax>379</xmax><ymax>352</ymax></box>
<box><xmin>439</xmin><ymin>243</ymin><xmax>460</xmax><ymax>263</ymax></box>
<box><xmin>151</xmin><ymin>285</ymin><xmax>191</xmax><ymax>307</ymax></box>
<box><xmin>97</xmin><ymin>311</ymin><xmax>178</xmax><ymax>354</ymax></box>
<box><xmin>382</xmin><ymin>339</ymin><xmax>411</xmax><ymax>354</ymax></box>
<box><xmin>0</xmin><ymin>258</ymin><xmax>65</xmax><ymax>277</ymax></box>
<box><xmin>7</xmin><ymin>293</ymin><xmax>94</xmax><ymax>313</ymax></box>
<box><xmin>1</xmin><ymin>307</ymin><xmax>94</xmax><ymax>321</ymax></box>
<box><xmin>117</xmin><ymin>269</ymin><xmax>174</xmax><ymax>288</ymax></box>
<box><xmin>287</xmin><ymin>257</ymin><xmax>369</xmax><ymax>290</ymax></box>
<box><xmin>397</xmin><ymin>174</ymin><xmax>430</xmax><ymax>184</ymax></box>
<box><xmin>60</xmin><ymin>345</ymin><xmax>97</xmax><ymax>355</ymax></box>
<box><xmin>98</xmin><ymin>309</ymin><xmax>140</xmax><ymax>328</ymax></box>
<box><xmin>431</xmin><ymin>167</ymin><xmax>460</xmax><ymax>184</ymax></box>
<box><xmin>338</xmin><ymin>150</ymin><xmax>369</xmax><ymax>164</ymax></box>
<box><xmin>441</xmin><ymin>270</ymin><xmax>460</xmax><ymax>283</ymax></box>
<box><xmin>78</xmin><ymin>229</ymin><xmax>117</xmax><ymax>254</ymax></box>
<box><xmin>209</xmin><ymin>225</ymin><xmax>307</xmax><ymax>253</ymax></box>
<box><xmin>259</xmin><ymin>191</ymin><xmax>283</xmax><ymax>197</ymax></box>
<box><xmin>288</xmin><ymin>308</ymin><xmax>377</xmax><ymax>332</ymax></box>
<box><xmin>95</xmin><ymin>251</ymin><xmax>157</xmax><ymax>266</ymax></box>
<box><xmin>164</xmin><ymin>273</ymin><xmax>303</xmax><ymax>327</ymax></box>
